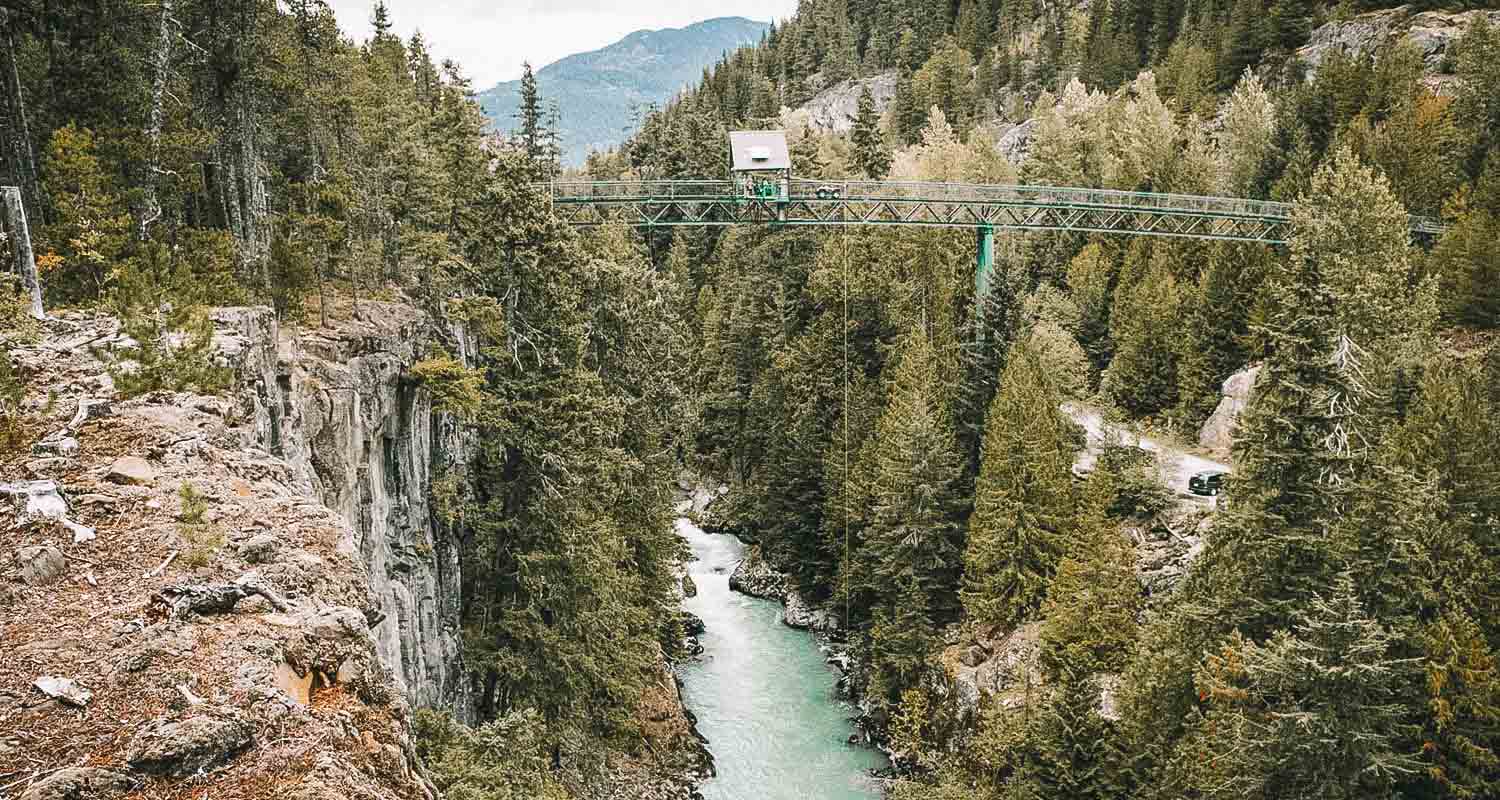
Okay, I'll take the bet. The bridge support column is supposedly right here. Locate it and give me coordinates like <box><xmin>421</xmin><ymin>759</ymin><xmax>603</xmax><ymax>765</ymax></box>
<box><xmin>975</xmin><ymin>223</ymin><xmax>995</xmax><ymax>304</ymax></box>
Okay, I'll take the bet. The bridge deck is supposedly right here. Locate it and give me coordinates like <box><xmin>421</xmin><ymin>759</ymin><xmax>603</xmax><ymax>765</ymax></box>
<box><xmin>543</xmin><ymin>179</ymin><xmax>1444</xmax><ymax>244</ymax></box>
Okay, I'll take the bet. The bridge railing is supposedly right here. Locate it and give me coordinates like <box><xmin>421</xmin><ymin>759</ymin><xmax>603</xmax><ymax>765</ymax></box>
<box><xmin>541</xmin><ymin>180</ymin><xmax>1443</xmax><ymax>234</ymax></box>
<box><xmin>786</xmin><ymin>179</ymin><xmax>1294</xmax><ymax>220</ymax></box>
<box><xmin>544</xmin><ymin>179</ymin><xmax>1294</xmax><ymax>219</ymax></box>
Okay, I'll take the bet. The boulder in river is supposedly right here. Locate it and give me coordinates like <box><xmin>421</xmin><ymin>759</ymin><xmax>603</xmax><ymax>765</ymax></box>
<box><xmin>727</xmin><ymin>545</ymin><xmax>786</xmax><ymax>599</ymax></box>
<box><xmin>783</xmin><ymin>589</ymin><xmax>839</xmax><ymax>634</ymax></box>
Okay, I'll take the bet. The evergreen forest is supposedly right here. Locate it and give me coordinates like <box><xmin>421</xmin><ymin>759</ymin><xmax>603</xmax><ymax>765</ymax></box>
<box><xmin>2</xmin><ymin>0</ymin><xmax>1499</xmax><ymax>798</ymax></box>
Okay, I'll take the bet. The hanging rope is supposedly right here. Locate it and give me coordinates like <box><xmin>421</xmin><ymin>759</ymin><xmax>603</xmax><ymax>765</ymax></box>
<box><xmin>842</xmin><ymin>201</ymin><xmax>851</xmax><ymax>635</ymax></box>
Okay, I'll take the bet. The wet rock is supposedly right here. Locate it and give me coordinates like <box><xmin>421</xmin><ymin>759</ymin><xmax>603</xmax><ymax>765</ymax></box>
<box><xmin>33</xmin><ymin>676</ymin><xmax>92</xmax><ymax>707</ymax></box>
<box><xmin>1199</xmin><ymin>364</ymin><xmax>1260</xmax><ymax>458</ymax></box>
<box><xmin>16</xmin><ymin>545</ymin><xmax>67</xmax><ymax>586</ymax></box>
<box><xmin>680</xmin><ymin>572</ymin><xmax>697</xmax><ymax>598</ymax></box>
<box><xmin>106</xmin><ymin>456</ymin><xmax>156</xmax><ymax>485</ymax></box>
<box><xmin>727</xmin><ymin>545</ymin><xmax>785</xmax><ymax>599</ymax></box>
<box><xmin>125</xmin><ymin>710</ymin><xmax>254</xmax><ymax>776</ymax></box>
<box><xmin>680</xmin><ymin>611</ymin><xmax>706</xmax><ymax>636</ymax></box>
<box><xmin>17</xmin><ymin>767</ymin><xmax>132</xmax><ymax>800</ymax></box>
<box><xmin>783</xmin><ymin>589</ymin><xmax>839</xmax><ymax>633</ymax></box>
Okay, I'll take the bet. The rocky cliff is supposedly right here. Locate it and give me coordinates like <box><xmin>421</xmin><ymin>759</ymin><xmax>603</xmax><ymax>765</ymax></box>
<box><xmin>2</xmin><ymin>304</ymin><xmax>457</xmax><ymax>798</ymax></box>
<box><xmin>1297</xmin><ymin>6</ymin><xmax>1500</xmax><ymax>86</ymax></box>
<box><xmin>3</xmin><ymin>301</ymin><xmax>708</xmax><ymax>799</ymax></box>
<box><xmin>221</xmin><ymin>304</ymin><xmax>473</xmax><ymax>718</ymax></box>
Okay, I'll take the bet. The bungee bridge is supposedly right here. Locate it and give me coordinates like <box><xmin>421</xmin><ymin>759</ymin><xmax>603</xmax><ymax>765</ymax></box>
<box><xmin>542</xmin><ymin>178</ymin><xmax>1444</xmax><ymax>245</ymax></box>
<box><xmin>542</xmin><ymin>176</ymin><xmax>1444</xmax><ymax>296</ymax></box>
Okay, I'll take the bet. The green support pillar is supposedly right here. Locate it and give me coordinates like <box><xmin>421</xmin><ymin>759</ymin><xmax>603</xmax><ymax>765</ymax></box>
<box><xmin>975</xmin><ymin>223</ymin><xmax>995</xmax><ymax>302</ymax></box>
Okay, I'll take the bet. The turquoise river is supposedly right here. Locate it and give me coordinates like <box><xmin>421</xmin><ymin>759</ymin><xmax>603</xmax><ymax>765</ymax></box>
<box><xmin>675</xmin><ymin>518</ymin><xmax>887</xmax><ymax>800</ymax></box>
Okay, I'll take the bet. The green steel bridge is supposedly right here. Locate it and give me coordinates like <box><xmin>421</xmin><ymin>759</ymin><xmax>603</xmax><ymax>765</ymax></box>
<box><xmin>542</xmin><ymin>179</ymin><xmax>1444</xmax><ymax>295</ymax></box>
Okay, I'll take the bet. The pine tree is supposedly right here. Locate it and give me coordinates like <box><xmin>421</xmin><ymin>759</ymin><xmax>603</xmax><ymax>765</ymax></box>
<box><xmin>850</xmin><ymin>84</ymin><xmax>892</xmax><ymax>179</ymax></box>
<box><xmin>1100</xmin><ymin>249</ymin><xmax>1182</xmax><ymax>415</ymax></box>
<box><xmin>1191</xmin><ymin>573</ymin><xmax>1424</xmax><ymax>799</ymax></box>
<box><xmin>1014</xmin><ymin>673</ymin><xmax>1129</xmax><ymax>800</ymax></box>
<box><xmin>1173</xmin><ymin>244</ymin><xmax>1269</xmax><ymax>426</ymax></box>
<box><xmin>869</xmin><ymin>574</ymin><xmax>940</xmax><ymax>709</ymax></box>
<box><xmin>961</xmin><ymin>338</ymin><xmax>1077</xmax><ymax>630</ymax></box>
<box><xmin>864</xmin><ymin>328</ymin><xmax>966</xmax><ymax>622</ymax></box>
<box><xmin>1299</xmin><ymin>148</ymin><xmax>1434</xmax><ymax>357</ymax></box>
<box><xmin>515</xmin><ymin>62</ymin><xmax>549</xmax><ymax>168</ymax></box>
<box><xmin>1415</xmin><ymin>608</ymin><xmax>1500</xmax><ymax>800</ymax></box>
<box><xmin>1193</xmin><ymin>152</ymin><xmax>1379</xmax><ymax>639</ymax></box>
<box><xmin>1038</xmin><ymin>469</ymin><xmax>1143</xmax><ymax>678</ymax></box>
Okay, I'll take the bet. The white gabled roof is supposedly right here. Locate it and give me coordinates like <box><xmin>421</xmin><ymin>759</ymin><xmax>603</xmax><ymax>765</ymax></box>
<box><xmin>729</xmin><ymin>130</ymin><xmax>791</xmax><ymax>172</ymax></box>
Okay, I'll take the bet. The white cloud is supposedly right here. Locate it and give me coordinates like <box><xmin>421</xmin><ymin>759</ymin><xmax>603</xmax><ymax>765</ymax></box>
<box><xmin>324</xmin><ymin>0</ymin><xmax>797</xmax><ymax>89</ymax></box>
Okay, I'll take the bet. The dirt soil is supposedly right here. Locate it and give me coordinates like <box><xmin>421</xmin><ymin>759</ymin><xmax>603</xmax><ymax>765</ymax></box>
<box><xmin>1</xmin><ymin>311</ymin><xmax>433</xmax><ymax>800</ymax></box>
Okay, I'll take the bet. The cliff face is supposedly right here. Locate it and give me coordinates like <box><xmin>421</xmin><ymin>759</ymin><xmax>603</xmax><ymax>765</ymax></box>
<box><xmin>0</xmin><ymin>302</ymin><xmax>473</xmax><ymax>798</ymax></box>
<box><xmin>224</xmin><ymin>304</ymin><xmax>474</xmax><ymax>720</ymax></box>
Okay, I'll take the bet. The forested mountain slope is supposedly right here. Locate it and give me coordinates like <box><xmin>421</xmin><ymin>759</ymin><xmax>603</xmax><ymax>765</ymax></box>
<box><xmin>1</xmin><ymin>1</ymin><xmax>706</xmax><ymax>798</ymax></box>
<box><xmin>477</xmin><ymin>17</ymin><xmax>770</xmax><ymax>166</ymax></box>
<box><xmin>591</xmin><ymin>0</ymin><xmax>1500</xmax><ymax>798</ymax></box>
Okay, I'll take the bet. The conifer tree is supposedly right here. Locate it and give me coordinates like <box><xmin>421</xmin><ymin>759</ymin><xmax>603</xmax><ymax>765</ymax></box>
<box><xmin>1038</xmin><ymin>469</ymin><xmax>1143</xmax><ymax>678</ymax></box>
<box><xmin>1012</xmin><ymin>673</ymin><xmax>1129</xmax><ymax>800</ymax></box>
<box><xmin>962</xmin><ymin>338</ymin><xmax>1077</xmax><ymax>630</ymax></box>
<box><xmin>850</xmin><ymin>84</ymin><xmax>892</xmax><ymax>179</ymax></box>
<box><xmin>864</xmin><ymin>328</ymin><xmax>966</xmax><ymax>621</ymax></box>
<box><xmin>1100</xmin><ymin>249</ymin><xmax>1182</xmax><ymax>415</ymax></box>
<box><xmin>1191</xmin><ymin>574</ymin><xmax>1423</xmax><ymax>799</ymax></box>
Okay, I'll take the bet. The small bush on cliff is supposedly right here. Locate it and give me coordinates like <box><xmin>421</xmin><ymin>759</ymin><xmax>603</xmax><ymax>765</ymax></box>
<box><xmin>410</xmin><ymin>350</ymin><xmax>486</xmax><ymax>419</ymax></box>
<box><xmin>104</xmin><ymin>243</ymin><xmax>231</xmax><ymax>398</ymax></box>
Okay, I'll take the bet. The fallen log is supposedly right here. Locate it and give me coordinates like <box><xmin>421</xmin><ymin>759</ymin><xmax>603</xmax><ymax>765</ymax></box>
<box><xmin>151</xmin><ymin>575</ymin><xmax>290</xmax><ymax>620</ymax></box>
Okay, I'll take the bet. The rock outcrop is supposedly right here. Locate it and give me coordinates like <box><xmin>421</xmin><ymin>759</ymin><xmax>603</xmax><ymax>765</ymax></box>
<box><xmin>996</xmin><ymin>118</ymin><xmax>1038</xmax><ymax>166</ymax></box>
<box><xmin>1297</xmin><ymin>7</ymin><xmax>1500</xmax><ymax>87</ymax></box>
<box><xmin>16</xmin><ymin>767</ymin><xmax>133</xmax><ymax>800</ymax></box>
<box><xmin>795</xmin><ymin>71</ymin><xmax>899</xmax><ymax>133</ymax></box>
<box><xmin>727</xmin><ymin>544</ymin><xmax>786</xmax><ymax>599</ymax></box>
<box><xmin>727</xmin><ymin>543</ymin><xmax>839</xmax><ymax>632</ymax></box>
<box><xmin>219</xmin><ymin>304</ymin><xmax>474</xmax><ymax>717</ymax></box>
<box><xmin>125</xmin><ymin>711</ymin><xmax>255</xmax><ymax>777</ymax></box>
<box><xmin>1</xmin><ymin>306</ymin><xmax>450</xmax><ymax>798</ymax></box>
<box><xmin>1199</xmin><ymin>363</ymin><xmax>1261</xmax><ymax>458</ymax></box>
<box><xmin>943</xmin><ymin>622</ymin><xmax>1045</xmax><ymax>720</ymax></box>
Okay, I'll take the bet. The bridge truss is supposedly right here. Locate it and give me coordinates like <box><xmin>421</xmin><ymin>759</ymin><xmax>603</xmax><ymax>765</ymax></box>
<box><xmin>544</xmin><ymin>179</ymin><xmax>1443</xmax><ymax>298</ymax></box>
<box><xmin>543</xmin><ymin>179</ymin><xmax>1445</xmax><ymax>245</ymax></box>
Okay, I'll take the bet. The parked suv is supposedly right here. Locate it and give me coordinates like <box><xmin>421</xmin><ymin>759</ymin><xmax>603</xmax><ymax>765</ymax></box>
<box><xmin>1189</xmin><ymin>470</ymin><xmax>1227</xmax><ymax>496</ymax></box>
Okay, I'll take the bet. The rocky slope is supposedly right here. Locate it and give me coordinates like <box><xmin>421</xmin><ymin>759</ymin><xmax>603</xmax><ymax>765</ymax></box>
<box><xmin>2</xmin><ymin>302</ymin><xmax>704</xmax><ymax>799</ymax></box>
<box><xmin>1297</xmin><ymin>6</ymin><xmax>1500</xmax><ymax>86</ymax></box>
<box><xmin>2</xmin><ymin>305</ymin><xmax>446</xmax><ymax>799</ymax></box>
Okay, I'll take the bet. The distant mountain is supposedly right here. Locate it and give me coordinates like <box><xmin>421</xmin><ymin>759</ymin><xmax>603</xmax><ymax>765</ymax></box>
<box><xmin>477</xmin><ymin>17</ymin><xmax>770</xmax><ymax>166</ymax></box>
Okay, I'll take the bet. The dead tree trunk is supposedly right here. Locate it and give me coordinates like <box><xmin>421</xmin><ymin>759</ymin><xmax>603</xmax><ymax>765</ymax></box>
<box><xmin>138</xmin><ymin>0</ymin><xmax>177</xmax><ymax>241</ymax></box>
<box><xmin>0</xmin><ymin>9</ymin><xmax>41</xmax><ymax>227</ymax></box>
<box><xmin>2</xmin><ymin>185</ymin><xmax>43</xmax><ymax>319</ymax></box>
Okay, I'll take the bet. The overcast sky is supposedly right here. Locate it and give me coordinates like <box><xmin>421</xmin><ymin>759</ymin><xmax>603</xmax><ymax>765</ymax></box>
<box><xmin>324</xmin><ymin>1</ymin><xmax>798</xmax><ymax>89</ymax></box>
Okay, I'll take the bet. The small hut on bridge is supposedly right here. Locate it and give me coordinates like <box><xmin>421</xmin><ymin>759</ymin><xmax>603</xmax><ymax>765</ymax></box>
<box><xmin>729</xmin><ymin>130</ymin><xmax>790</xmax><ymax>202</ymax></box>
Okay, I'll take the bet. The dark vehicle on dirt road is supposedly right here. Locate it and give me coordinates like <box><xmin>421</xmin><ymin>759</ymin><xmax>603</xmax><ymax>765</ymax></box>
<box><xmin>1189</xmin><ymin>470</ymin><xmax>1227</xmax><ymax>496</ymax></box>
